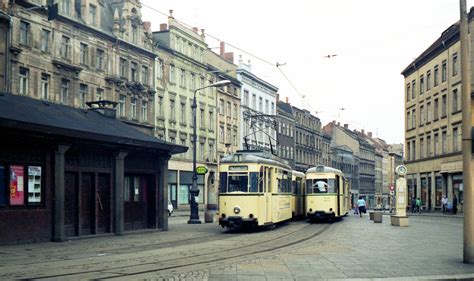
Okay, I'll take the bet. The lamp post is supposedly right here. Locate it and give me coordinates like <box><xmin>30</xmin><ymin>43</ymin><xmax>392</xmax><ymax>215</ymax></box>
<box><xmin>188</xmin><ymin>79</ymin><xmax>231</xmax><ymax>224</ymax></box>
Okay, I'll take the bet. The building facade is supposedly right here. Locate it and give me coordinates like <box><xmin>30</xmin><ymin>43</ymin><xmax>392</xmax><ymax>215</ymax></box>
<box><xmin>401</xmin><ymin>18</ymin><xmax>470</xmax><ymax>212</ymax></box>
<box><xmin>238</xmin><ymin>59</ymin><xmax>278</xmax><ymax>153</ymax></box>
<box><xmin>153</xmin><ymin>16</ymin><xmax>219</xmax><ymax>210</ymax></box>
<box><xmin>276</xmin><ymin>98</ymin><xmax>296</xmax><ymax>169</ymax></box>
<box><xmin>292</xmin><ymin>106</ymin><xmax>324</xmax><ymax>172</ymax></box>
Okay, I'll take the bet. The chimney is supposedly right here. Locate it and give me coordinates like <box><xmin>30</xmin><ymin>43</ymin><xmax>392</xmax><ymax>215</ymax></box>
<box><xmin>168</xmin><ymin>10</ymin><xmax>174</xmax><ymax>19</ymax></box>
<box><xmin>337</xmin><ymin>122</ymin><xmax>340</xmax><ymax>126</ymax></box>
<box><xmin>285</xmin><ymin>97</ymin><xmax>289</xmax><ymax>103</ymax></box>
<box><xmin>361</xmin><ymin>129</ymin><xmax>365</xmax><ymax>135</ymax></box>
<box><xmin>368</xmin><ymin>132</ymin><xmax>373</xmax><ymax>138</ymax></box>
<box><xmin>224</xmin><ymin>52</ymin><xmax>234</xmax><ymax>63</ymax></box>
<box><xmin>276</xmin><ymin>93</ymin><xmax>280</xmax><ymax>102</ymax></box>
<box><xmin>220</xmin><ymin>41</ymin><xmax>225</xmax><ymax>57</ymax></box>
<box><xmin>201</xmin><ymin>28</ymin><xmax>205</xmax><ymax>39</ymax></box>
<box><xmin>192</xmin><ymin>27</ymin><xmax>198</xmax><ymax>34</ymax></box>
<box><xmin>143</xmin><ymin>21</ymin><xmax>151</xmax><ymax>33</ymax></box>
<box><xmin>160</xmin><ymin>23</ymin><xmax>167</xmax><ymax>31</ymax></box>
<box><xmin>344</xmin><ymin>124</ymin><xmax>348</xmax><ymax>129</ymax></box>
<box><xmin>87</xmin><ymin>100</ymin><xmax>117</xmax><ymax>119</ymax></box>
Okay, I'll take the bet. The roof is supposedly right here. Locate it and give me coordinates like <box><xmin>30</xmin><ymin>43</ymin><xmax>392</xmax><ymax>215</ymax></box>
<box><xmin>277</xmin><ymin>101</ymin><xmax>293</xmax><ymax>115</ymax></box>
<box><xmin>0</xmin><ymin>92</ymin><xmax>186</xmax><ymax>154</ymax></box>
<box><xmin>220</xmin><ymin>150</ymin><xmax>291</xmax><ymax>170</ymax></box>
<box><xmin>306</xmin><ymin>165</ymin><xmax>343</xmax><ymax>176</ymax></box>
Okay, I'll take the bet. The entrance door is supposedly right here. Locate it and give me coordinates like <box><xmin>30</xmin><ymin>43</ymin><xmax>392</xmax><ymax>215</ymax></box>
<box><xmin>80</xmin><ymin>173</ymin><xmax>94</xmax><ymax>235</ymax></box>
<box><xmin>97</xmin><ymin>173</ymin><xmax>111</xmax><ymax>234</ymax></box>
<box><xmin>265</xmin><ymin>167</ymin><xmax>272</xmax><ymax>224</ymax></box>
<box><xmin>65</xmin><ymin>172</ymin><xmax>78</xmax><ymax>237</ymax></box>
<box><xmin>124</xmin><ymin>175</ymin><xmax>148</xmax><ymax>231</ymax></box>
<box><xmin>168</xmin><ymin>184</ymin><xmax>178</xmax><ymax>208</ymax></box>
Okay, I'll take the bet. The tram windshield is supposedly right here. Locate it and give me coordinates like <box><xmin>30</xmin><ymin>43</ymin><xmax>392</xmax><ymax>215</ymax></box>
<box><xmin>306</xmin><ymin>178</ymin><xmax>336</xmax><ymax>194</ymax></box>
<box><xmin>219</xmin><ymin>172</ymin><xmax>260</xmax><ymax>193</ymax></box>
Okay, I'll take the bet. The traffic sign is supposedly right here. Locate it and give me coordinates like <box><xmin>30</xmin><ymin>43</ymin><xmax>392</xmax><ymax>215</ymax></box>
<box><xmin>196</xmin><ymin>166</ymin><xmax>208</xmax><ymax>175</ymax></box>
<box><xmin>390</xmin><ymin>185</ymin><xmax>394</xmax><ymax>191</ymax></box>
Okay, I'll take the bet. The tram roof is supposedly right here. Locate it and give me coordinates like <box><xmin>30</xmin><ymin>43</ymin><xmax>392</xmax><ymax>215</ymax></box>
<box><xmin>221</xmin><ymin>150</ymin><xmax>291</xmax><ymax>170</ymax></box>
<box><xmin>306</xmin><ymin>165</ymin><xmax>343</xmax><ymax>175</ymax></box>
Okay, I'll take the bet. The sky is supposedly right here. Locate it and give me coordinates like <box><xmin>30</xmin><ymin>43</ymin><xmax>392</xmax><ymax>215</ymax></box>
<box><xmin>140</xmin><ymin>0</ymin><xmax>474</xmax><ymax>144</ymax></box>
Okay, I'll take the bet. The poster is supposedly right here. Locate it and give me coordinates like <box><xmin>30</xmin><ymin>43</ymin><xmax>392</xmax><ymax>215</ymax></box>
<box><xmin>10</xmin><ymin>165</ymin><xmax>24</xmax><ymax>205</ymax></box>
<box><xmin>28</xmin><ymin>166</ymin><xmax>42</xmax><ymax>203</ymax></box>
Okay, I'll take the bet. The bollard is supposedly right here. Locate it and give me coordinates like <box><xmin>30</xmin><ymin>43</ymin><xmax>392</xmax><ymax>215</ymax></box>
<box><xmin>369</xmin><ymin>211</ymin><xmax>374</xmax><ymax>221</ymax></box>
<box><xmin>373</xmin><ymin>211</ymin><xmax>383</xmax><ymax>223</ymax></box>
<box><xmin>204</xmin><ymin>210</ymin><xmax>214</xmax><ymax>223</ymax></box>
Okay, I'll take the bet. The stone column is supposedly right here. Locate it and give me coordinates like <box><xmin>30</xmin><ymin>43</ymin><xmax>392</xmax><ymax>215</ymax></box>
<box><xmin>157</xmin><ymin>153</ymin><xmax>171</xmax><ymax>230</ymax></box>
<box><xmin>448</xmin><ymin>173</ymin><xmax>454</xmax><ymax>202</ymax></box>
<box><xmin>431</xmin><ymin>171</ymin><xmax>436</xmax><ymax>211</ymax></box>
<box><xmin>114</xmin><ymin>151</ymin><xmax>128</xmax><ymax>236</ymax></box>
<box><xmin>416</xmin><ymin>173</ymin><xmax>422</xmax><ymax>199</ymax></box>
<box><xmin>53</xmin><ymin>144</ymin><xmax>70</xmax><ymax>242</ymax></box>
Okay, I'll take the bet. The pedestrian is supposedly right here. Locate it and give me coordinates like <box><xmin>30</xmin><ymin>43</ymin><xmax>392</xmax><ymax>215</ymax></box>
<box><xmin>353</xmin><ymin>204</ymin><xmax>359</xmax><ymax>215</ymax></box>
<box><xmin>411</xmin><ymin>197</ymin><xmax>417</xmax><ymax>213</ymax></box>
<box><xmin>357</xmin><ymin>196</ymin><xmax>366</xmax><ymax>218</ymax></box>
<box><xmin>453</xmin><ymin>195</ymin><xmax>458</xmax><ymax>215</ymax></box>
<box><xmin>441</xmin><ymin>196</ymin><xmax>448</xmax><ymax>213</ymax></box>
<box><xmin>416</xmin><ymin>197</ymin><xmax>422</xmax><ymax>213</ymax></box>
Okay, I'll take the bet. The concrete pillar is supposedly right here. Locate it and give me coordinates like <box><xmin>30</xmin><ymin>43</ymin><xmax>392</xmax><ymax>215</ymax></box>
<box><xmin>114</xmin><ymin>151</ymin><xmax>128</xmax><ymax>236</ymax></box>
<box><xmin>416</xmin><ymin>173</ymin><xmax>422</xmax><ymax>199</ymax></box>
<box><xmin>431</xmin><ymin>171</ymin><xmax>436</xmax><ymax>211</ymax></box>
<box><xmin>157</xmin><ymin>153</ymin><xmax>170</xmax><ymax>230</ymax></box>
<box><xmin>448</xmin><ymin>174</ymin><xmax>454</xmax><ymax>202</ymax></box>
<box><xmin>53</xmin><ymin>144</ymin><xmax>70</xmax><ymax>242</ymax></box>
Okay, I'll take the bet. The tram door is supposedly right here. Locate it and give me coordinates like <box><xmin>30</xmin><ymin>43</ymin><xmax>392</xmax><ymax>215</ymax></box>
<box><xmin>336</xmin><ymin>175</ymin><xmax>341</xmax><ymax>217</ymax></box>
<box><xmin>265</xmin><ymin>167</ymin><xmax>272</xmax><ymax>224</ymax></box>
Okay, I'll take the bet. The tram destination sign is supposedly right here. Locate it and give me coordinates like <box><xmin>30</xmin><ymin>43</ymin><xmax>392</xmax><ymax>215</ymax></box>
<box><xmin>196</xmin><ymin>166</ymin><xmax>208</xmax><ymax>175</ymax></box>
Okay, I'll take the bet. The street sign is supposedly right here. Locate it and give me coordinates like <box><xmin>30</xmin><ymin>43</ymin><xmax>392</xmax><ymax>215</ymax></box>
<box><xmin>390</xmin><ymin>185</ymin><xmax>394</xmax><ymax>191</ymax></box>
<box><xmin>196</xmin><ymin>166</ymin><xmax>208</xmax><ymax>175</ymax></box>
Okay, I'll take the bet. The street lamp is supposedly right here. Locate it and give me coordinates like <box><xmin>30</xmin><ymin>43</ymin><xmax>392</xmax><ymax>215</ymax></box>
<box><xmin>188</xmin><ymin>79</ymin><xmax>231</xmax><ymax>224</ymax></box>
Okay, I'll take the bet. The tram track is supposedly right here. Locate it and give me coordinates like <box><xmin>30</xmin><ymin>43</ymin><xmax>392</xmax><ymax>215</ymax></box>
<box><xmin>19</xmin><ymin>222</ymin><xmax>331</xmax><ymax>280</ymax></box>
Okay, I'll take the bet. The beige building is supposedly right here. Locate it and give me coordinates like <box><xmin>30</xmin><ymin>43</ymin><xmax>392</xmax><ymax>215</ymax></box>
<box><xmin>2</xmin><ymin>0</ymin><xmax>156</xmax><ymax>134</ymax></box>
<box><xmin>401</xmin><ymin>19</ymin><xmax>466</xmax><ymax>211</ymax></box>
<box><xmin>153</xmin><ymin>15</ymin><xmax>220</xmax><ymax>210</ymax></box>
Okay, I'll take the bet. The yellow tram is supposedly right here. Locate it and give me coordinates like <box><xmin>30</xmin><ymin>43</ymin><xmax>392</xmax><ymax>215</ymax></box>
<box><xmin>218</xmin><ymin>151</ymin><xmax>294</xmax><ymax>229</ymax></box>
<box><xmin>305</xmin><ymin>165</ymin><xmax>350</xmax><ymax>222</ymax></box>
<box><xmin>291</xmin><ymin>170</ymin><xmax>305</xmax><ymax>218</ymax></box>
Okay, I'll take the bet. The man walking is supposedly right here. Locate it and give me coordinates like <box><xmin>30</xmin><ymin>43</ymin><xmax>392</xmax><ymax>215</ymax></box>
<box><xmin>357</xmin><ymin>196</ymin><xmax>366</xmax><ymax>218</ymax></box>
<box><xmin>416</xmin><ymin>197</ymin><xmax>422</xmax><ymax>213</ymax></box>
<box><xmin>441</xmin><ymin>196</ymin><xmax>448</xmax><ymax>213</ymax></box>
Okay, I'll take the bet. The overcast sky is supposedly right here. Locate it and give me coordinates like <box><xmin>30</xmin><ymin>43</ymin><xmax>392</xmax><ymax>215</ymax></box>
<box><xmin>140</xmin><ymin>0</ymin><xmax>474</xmax><ymax>144</ymax></box>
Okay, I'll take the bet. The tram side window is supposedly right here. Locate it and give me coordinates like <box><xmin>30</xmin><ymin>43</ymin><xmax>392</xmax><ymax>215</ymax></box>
<box><xmin>306</xmin><ymin>178</ymin><xmax>336</xmax><ymax>194</ymax></box>
<box><xmin>259</xmin><ymin>167</ymin><xmax>264</xmax><ymax>192</ymax></box>
<box><xmin>219</xmin><ymin>172</ymin><xmax>227</xmax><ymax>193</ymax></box>
<box><xmin>278</xmin><ymin>170</ymin><xmax>291</xmax><ymax>193</ymax></box>
<box><xmin>228</xmin><ymin>173</ymin><xmax>248</xmax><ymax>192</ymax></box>
<box><xmin>249</xmin><ymin>172</ymin><xmax>258</xmax><ymax>192</ymax></box>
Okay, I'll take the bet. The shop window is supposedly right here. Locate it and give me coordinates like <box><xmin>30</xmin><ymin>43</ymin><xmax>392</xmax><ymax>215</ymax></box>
<box><xmin>0</xmin><ymin>164</ymin><xmax>44</xmax><ymax>207</ymax></box>
<box><xmin>27</xmin><ymin>166</ymin><xmax>42</xmax><ymax>203</ymax></box>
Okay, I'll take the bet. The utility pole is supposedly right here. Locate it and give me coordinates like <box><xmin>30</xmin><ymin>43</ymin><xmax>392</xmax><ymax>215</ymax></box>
<box><xmin>460</xmin><ymin>0</ymin><xmax>474</xmax><ymax>264</ymax></box>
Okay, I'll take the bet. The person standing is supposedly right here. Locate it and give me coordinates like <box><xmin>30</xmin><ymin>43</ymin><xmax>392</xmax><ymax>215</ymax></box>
<box><xmin>453</xmin><ymin>195</ymin><xmax>458</xmax><ymax>215</ymax></box>
<box><xmin>416</xmin><ymin>197</ymin><xmax>422</xmax><ymax>213</ymax></box>
<box><xmin>441</xmin><ymin>196</ymin><xmax>448</xmax><ymax>213</ymax></box>
<box><xmin>357</xmin><ymin>196</ymin><xmax>366</xmax><ymax>218</ymax></box>
<box><xmin>411</xmin><ymin>197</ymin><xmax>417</xmax><ymax>213</ymax></box>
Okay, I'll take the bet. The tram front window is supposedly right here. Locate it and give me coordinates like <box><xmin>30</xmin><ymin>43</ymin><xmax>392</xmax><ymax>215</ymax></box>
<box><xmin>306</xmin><ymin>178</ymin><xmax>336</xmax><ymax>194</ymax></box>
<box><xmin>228</xmin><ymin>174</ymin><xmax>249</xmax><ymax>192</ymax></box>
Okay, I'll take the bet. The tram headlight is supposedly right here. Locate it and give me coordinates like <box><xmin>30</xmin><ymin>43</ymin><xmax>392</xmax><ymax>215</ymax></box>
<box><xmin>233</xmin><ymin>206</ymin><xmax>241</xmax><ymax>214</ymax></box>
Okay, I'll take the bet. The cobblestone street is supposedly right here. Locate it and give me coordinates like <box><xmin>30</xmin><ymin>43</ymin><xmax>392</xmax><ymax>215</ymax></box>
<box><xmin>0</xmin><ymin>213</ymin><xmax>473</xmax><ymax>280</ymax></box>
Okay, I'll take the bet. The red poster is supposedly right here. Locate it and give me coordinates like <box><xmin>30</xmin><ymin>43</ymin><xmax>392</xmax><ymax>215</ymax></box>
<box><xmin>10</xmin><ymin>165</ymin><xmax>24</xmax><ymax>205</ymax></box>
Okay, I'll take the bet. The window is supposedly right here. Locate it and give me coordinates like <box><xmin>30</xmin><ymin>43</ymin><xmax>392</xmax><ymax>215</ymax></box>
<box><xmin>453</xmin><ymin>127</ymin><xmax>459</xmax><ymax>152</ymax></box>
<box><xmin>179</xmin><ymin>69</ymin><xmax>185</xmax><ymax>87</ymax></box>
<box><xmin>226</xmin><ymin>102</ymin><xmax>231</xmax><ymax>118</ymax></box>
<box><xmin>219</xmin><ymin>125</ymin><xmax>225</xmax><ymax>143</ymax></box>
<box><xmin>252</xmin><ymin>94</ymin><xmax>256</xmax><ymax>109</ymax></box>
<box><xmin>233</xmin><ymin>103</ymin><xmax>238</xmax><ymax>119</ymax></box>
<box><xmin>406</xmin><ymin>83</ymin><xmax>411</xmax><ymax>101</ymax></box>
<box><xmin>79</xmin><ymin>84</ymin><xmax>88</xmax><ymax>108</ymax></box>
<box><xmin>209</xmin><ymin>111</ymin><xmax>214</xmax><ymax>131</ymax></box>
<box><xmin>60</xmin><ymin>36</ymin><xmax>70</xmax><ymax>59</ymax></box>
<box><xmin>119</xmin><ymin>95</ymin><xmax>126</xmax><ymax>117</ymax></box>
<box><xmin>442</xmin><ymin>60</ymin><xmax>447</xmax><ymax>82</ymax></box>
<box><xmin>199</xmin><ymin>76</ymin><xmax>205</xmax><ymax>91</ymax></box>
<box><xmin>442</xmin><ymin>131</ymin><xmax>447</xmax><ymax>154</ymax></box>
<box><xmin>406</xmin><ymin>142</ymin><xmax>411</xmax><ymax>161</ymax></box>
<box><xmin>60</xmin><ymin>79</ymin><xmax>69</xmax><ymax>104</ymax></box>
<box><xmin>442</xmin><ymin>94</ymin><xmax>447</xmax><ymax>117</ymax></box>
<box><xmin>141</xmin><ymin>66</ymin><xmax>148</xmax><ymax>85</ymax></box>
<box><xmin>180</xmin><ymin>102</ymin><xmax>186</xmax><ymax>123</ymax></box>
<box><xmin>434</xmin><ymin>65</ymin><xmax>439</xmax><ymax>86</ymax></box>
<box><xmin>169</xmin><ymin>99</ymin><xmax>175</xmax><ymax>120</ymax></box>
<box><xmin>96</xmin><ymin>49</ymin><xmax>104</xmax><ymax>70</ymax></box>
<box><xmin>426</xmin><ymin>102</ymin><xmax>431</xmax><ymax>123</ymax></box>
<box><xmin>130</xmin><ymin>62</ymin><xmax>138</xmax><ymax>82</ymax></box>
<box><xmin>452</xmin><ymin>89</ymin><xmax>459</xmax><ymax>113</ymax></box>
<box><xmin>200</xmin><ymin>108</ymin><xmax>205</xmax><ymax>128</ymax></box>
<box><xmin>157</xmin><ymin>96</ymin><xmax>163</xmax><ymax>118</ymax></box>
<box><xmin>89</xmin><ymin>4</ymin><xmax>97</xmax><ymax>25</ymax></box>
<box><xmin>209</xmin><ymin>144</ymin><xmax>214</xmax><ymax>162</ymax></box>
<box><xmin>41</xmin><ymin>73</ymin><xmax>50</xmax><ymax>100</ymax></box>
<box><xmin>411</xmin><ymin>80</ymin><xmax>416</xmax><ymax>99</ymax></box>
<box><xmin>244</xmin><ymin>90</ymin><xmax>249</xmax><ymax>106</ymax></box>
<box><xmin>434</xmin><ymin>133</ymin><xmax>439</xmax><ymax>156</ymax></box>
<box><xmin>190</xmin><ymin>73</ymin><xmax>195</xmax><ymax>90</ymax></box>
<box><xmin>0</xmin><ymin>165</ymin><xmax>44</xmax><ymax>206</ymax></box>
<box><xmin>19</xmin><ymin>67</ymin><xmax>28</xmax><ymax>95</ymax></box>
<box><xmin>96</xmin><ymin>88</ymin><xmax>104</xmax><ymax>101</ymax></box>
<box><xmin>419</xmin><ymin>75</ymin><xmax>424</xmax><ymax>95</ymax></box>
<box><xmin>80</xmin><ymin>43</ymin><xmax>88</xmax><ymax>65</ymax></box>
<box><xmin>219</xmin><ymin>99</ymin><xmax>225</xmax><ymax>115</ymax></box>
<box><xmin>452</xmin><ymin>53</ymin><xmax>458</xmax><ymax>76</ymax></box>
<box><xmin>157</xmin><ymin>60</ymin><xmax>164</xmax><ymax>79</ymax></box>
<box><xmin>420</xmin><ymin>137</ymin><xmax>424</xmax><ymax>158</ymax></box>
<box><xmin>427</xmin><ymin>71</ymin><xmax>431</xmax><ymax>90</ymax></box>
<box><xmin>427</xmin><ymin>135</ymin><xmax>431</xmax><ymax>157</ymax></box>
<box><xmin>226</xmin><ymin>126</ymin><xmax>231</xmax><ymax>143</ymax></box>
<box><xmin>259</xmin><ymin>97</ymin><xmax>263</xmax><ymax>111</ymax></box>
<box><xmin>119</xmin><ymin>58</ymin><xmax>127</xmax><ymax>78</ymax></box>
<box><xmin>271</xmin><ymin>102</ymin><xmax>275</xmax><ymax>114</ymax></box>
<box><xmin>141</xmin><ymin>100</ymin><xmax>148</xmax><ymax>122</ymax></box>
<box><xmin>265</xmin><ymin>99</ymin><xmax>269</xmax><ymax>114</ymax></box>
<box><xmin>131</xmin><ymin>25</ymin><xmax>138</xmax><ymax>44</ymax></box>
<box><xmin>20</xmin><ymin>21</ymin><xmax>30</xmax><ymax>46</ymax></box>
<box><xmin>41</xmin><ymin>29</ymin><xmax>50</xmax><ymax>52</ymax></box>
<box><xmin>130</xmin><ymin>97</ymin><xmax>137</xmax><ymax>119</ymax></box>
<box><xmin>169</xmin><ymin>65</ymin><xmax>175</xmax><ymax>83</ymax></box>
<box><xmin>412</xmin><ymin>140</ymin><xmax>416</xmax><ymax>160</ymax></box>
<box><xmin>60</xmin><ymin>0</ymin><xmax>71</xmax><ymax>15</ymax></box>
<box><xmin>412</xmin><ymin>109</ymin><xmax>416</xmax><ymax>128</ymax></box>
<box><xmin>434</xmin><ymin>98</ymin><xmax>439</xmax><ymax>120</ymax></box>
<box><xmin>420</xmin><ymin>105</ymin><xmax>424</xmax><ymax>125</ymax></box>
<box><xmin>233</xmin><ymin>129</ymin><xmax>237</xmax><ymax>146</ymax></box>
